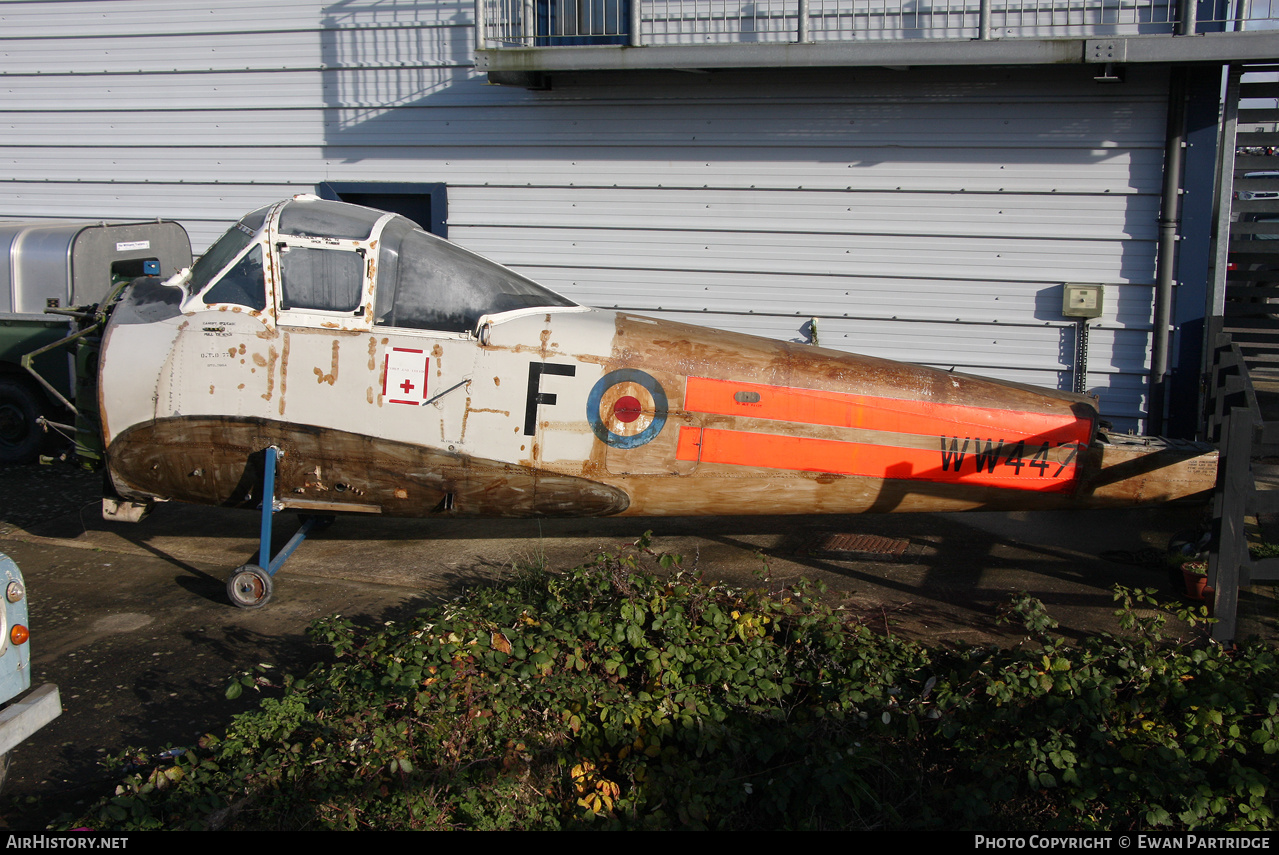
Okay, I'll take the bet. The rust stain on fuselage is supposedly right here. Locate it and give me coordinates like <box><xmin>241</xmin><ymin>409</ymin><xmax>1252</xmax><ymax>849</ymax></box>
<box><xmin>461</xmin><ymin>401</ymin><xmax>510</xmax><ymax>446</ymax></box>
<box><xmin>314</xmin><ymin>339</ymin><xmax>339</xmax><ymax>386</ymax></box>
<box><xmin>279</xmin><ymin>333</ymin><xmax>290</xmax><ymax>417</ymax></box>
<box><xmin>259</xmin><ymin>346</ymin><xmax>278</xmax><ymax>403</ymax></box>
<box><xmin>459</xmin><ymin>397</ymin><xmax>471</xmax><ymax>442</ymax></box>
<box><xmin>539</xmin><ymin>319</ymin><xmax>552</xmax><ymax>358</ymax></box>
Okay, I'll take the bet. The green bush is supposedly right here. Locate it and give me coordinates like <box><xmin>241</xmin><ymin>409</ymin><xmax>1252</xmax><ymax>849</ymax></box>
<box><xmin>67</xmin><ymin>536</ymin><xmax>1279</xmax><ymax>831</ymax></box>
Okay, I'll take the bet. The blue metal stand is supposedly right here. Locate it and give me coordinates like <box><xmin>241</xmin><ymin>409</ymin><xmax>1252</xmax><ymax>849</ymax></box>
<box><xmin>226</xmin><ymin>446</ymin><xmax>329</xmax><ymax>609</ymax></box>
<box><xmin>254</xmin><ymin>446</ymin><xmax>323</xmax><ymax>577</ymax></box>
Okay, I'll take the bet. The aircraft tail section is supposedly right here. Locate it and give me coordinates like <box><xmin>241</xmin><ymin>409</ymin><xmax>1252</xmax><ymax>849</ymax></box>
<box><xmin>1073</xmin><ymin>432</ymin><xmax>1217</xmax><ymax>508</ymax></box>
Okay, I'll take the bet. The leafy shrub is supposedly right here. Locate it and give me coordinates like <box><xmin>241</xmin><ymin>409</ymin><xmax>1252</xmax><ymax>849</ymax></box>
<box><xmin>67</xmin><ymin>537</ymin><xmax>1279</xmax><ymax>831</ymax></box>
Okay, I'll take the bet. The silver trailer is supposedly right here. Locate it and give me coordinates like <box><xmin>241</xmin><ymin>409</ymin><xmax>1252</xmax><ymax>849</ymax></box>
<box><xmin>0</xmin><ymin>220</ymin><xmax>191</xmax><ymax>464</ymax></box>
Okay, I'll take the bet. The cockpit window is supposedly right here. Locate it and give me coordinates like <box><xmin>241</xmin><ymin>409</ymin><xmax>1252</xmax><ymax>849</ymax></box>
<box><xmin>279</xmin><ymin>246</ymin><xmax>365</xmax><ymax>312</ymax></box>
<box><xmin>238</xmin><ymin>204</ymin><xmax>272</xmax><ymax>234</ymax></box>
<box><xmin>203</xmin><ymin>244</ymin><xmax>266</xmax><ymax>310</ymax></box>
<box><xmin>188</xmin><ymin>221</ymin><xmax>256</xmax><ymax>295</ymax></box>
<box><xmin>373</xmin><ymin>216</ymin><xmax>575</xmax><ymax>333</ymax></box>
<box><xmin>279</xmin><ymin>199</ymin><xmax>385</xmax><ymax>241</ymax></box>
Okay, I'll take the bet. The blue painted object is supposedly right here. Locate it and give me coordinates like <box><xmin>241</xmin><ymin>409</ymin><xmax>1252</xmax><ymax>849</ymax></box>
<box><xmin>0</xmin><ymin>553</ymin><xmax>30</xmax><ymax>706</ymax></box>
<box><xmin>0</xmin><ymin>552</ymin><xmax>61</xmax><ymax>760</ymax></box>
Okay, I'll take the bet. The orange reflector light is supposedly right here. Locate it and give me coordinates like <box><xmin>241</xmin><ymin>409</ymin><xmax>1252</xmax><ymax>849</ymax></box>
<box><xmin>10</xmin><ymin>625</ymin><xmax>29</xmax><ymax>645</ymax></box>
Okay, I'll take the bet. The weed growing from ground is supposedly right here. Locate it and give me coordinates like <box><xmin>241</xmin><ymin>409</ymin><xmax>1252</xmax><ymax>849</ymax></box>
<box><xmin>67</xmin><ymin>536</ymin><xmax>1279</xmax><ymax>831</ymax></box>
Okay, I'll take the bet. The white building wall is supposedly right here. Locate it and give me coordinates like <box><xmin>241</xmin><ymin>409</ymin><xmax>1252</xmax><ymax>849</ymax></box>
<box><xmin>0</xmin><ymin>0</ymin><xmax>1169</xmax><ymax>431</ymax></box>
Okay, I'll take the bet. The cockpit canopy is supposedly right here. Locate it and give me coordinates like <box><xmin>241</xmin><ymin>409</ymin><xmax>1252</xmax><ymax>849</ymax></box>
<box><xmin>185</xmin><ymin>196</ymin><xmax>576</xmax><ymax>333</ymax></box>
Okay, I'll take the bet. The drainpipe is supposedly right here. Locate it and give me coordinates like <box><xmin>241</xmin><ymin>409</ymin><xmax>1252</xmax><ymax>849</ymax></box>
<box><xmin>1178</xmin><ymin>0</ymin><xmax>1197</xmax><ymax>35</ymax></box>
<box><xmin>1150</xmin><ymin>66</ymin><xmax>1188</xmax><ymax>436</ymax></box>
<box><xmin>630</xmin><ymin>0</ymin><xmax>642</xmax><ymax>46</ymax></box>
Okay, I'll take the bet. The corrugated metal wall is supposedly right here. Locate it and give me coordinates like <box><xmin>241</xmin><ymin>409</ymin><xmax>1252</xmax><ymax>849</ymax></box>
<box><xmin>0</xmin><ymin>0</ymin><xmax>1169</xmax><ymax>431</ymax></box>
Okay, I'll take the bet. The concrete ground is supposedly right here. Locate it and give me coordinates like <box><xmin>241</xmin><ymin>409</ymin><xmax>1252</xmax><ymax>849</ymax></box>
<box><xmin>0</xmin><ymin>460</ymin><xmax>1275</xmax><ymax>829</ymax></box>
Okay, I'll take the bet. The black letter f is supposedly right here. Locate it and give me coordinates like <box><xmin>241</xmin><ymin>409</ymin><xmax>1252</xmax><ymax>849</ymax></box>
<box><xmin>525</xmin><ymin>363</ymin><xmax>576</xmax><ymax>436</ymax></box>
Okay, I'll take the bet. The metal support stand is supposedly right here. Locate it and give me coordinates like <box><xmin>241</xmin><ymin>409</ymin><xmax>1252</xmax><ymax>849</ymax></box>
<box><xmin>226</xmin><ymin>446</ymin><xmax>330</xmax><ymax>610</ymax></box>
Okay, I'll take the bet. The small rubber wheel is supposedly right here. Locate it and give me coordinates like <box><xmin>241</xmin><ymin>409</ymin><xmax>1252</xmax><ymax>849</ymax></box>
<box><xmin>227</xmin><ymin>565</ymin><xmax>273</xmax><ymax>610</ymax></box>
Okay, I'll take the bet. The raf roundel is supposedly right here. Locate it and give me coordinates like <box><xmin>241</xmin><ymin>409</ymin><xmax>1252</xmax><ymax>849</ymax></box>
<box><xmin>586</xmin><ymin>368</ymin><xmax>668</xmax><ymax>449</ymax></box>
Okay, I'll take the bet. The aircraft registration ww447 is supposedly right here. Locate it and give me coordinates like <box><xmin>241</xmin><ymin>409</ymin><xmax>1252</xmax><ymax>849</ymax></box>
<box><xmin>88</xmin><ymin>195</ymin><xmax>1216</xmax><ymax>607</ymax></box>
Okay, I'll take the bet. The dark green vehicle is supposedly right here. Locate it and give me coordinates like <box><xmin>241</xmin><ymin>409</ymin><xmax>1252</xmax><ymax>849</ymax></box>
<box><xmin>0</xmin><ymin>220</ymin><xmax>191</xmax><ymax>464</ymax></box>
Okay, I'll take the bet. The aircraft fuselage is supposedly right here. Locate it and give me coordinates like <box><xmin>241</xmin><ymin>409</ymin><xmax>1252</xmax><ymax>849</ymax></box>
<box><xmin>97</xmin><ymin>197</ymin><xmax>1217</xmax><ymax>520</ymax></box>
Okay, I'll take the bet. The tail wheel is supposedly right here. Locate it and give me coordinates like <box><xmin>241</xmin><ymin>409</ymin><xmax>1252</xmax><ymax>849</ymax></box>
<box><xmin>227</xmin><ymin>565</ymin><xmax>273</xmax><ymax>610</ymax></box>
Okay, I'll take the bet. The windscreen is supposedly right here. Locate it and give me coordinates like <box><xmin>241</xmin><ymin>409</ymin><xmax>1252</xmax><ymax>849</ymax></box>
<box><xmin>373</xmin><ymin>217</ymin><xmax>575</xmax><ymax>333</ymax></box>
<box><xmin>188</xmin><ymin>204</ymin><xmax>271</xmax><ymax>295</ymax></box>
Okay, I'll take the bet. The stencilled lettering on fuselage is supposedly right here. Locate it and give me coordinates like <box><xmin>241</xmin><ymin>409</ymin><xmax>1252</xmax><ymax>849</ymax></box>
<box><xmin>524</xmin><ymin>362</ymin><xmax>577</xmax><ymax>436</ymax></box>
<box><xmin>938</xmin><ymin>438</ymin><xmax>1080</xmax><ymax>480</ymax></box>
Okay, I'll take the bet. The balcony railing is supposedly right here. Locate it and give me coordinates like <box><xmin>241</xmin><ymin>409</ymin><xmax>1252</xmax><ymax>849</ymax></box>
<box><xmin>477</xmin><ymin>0</ymin><xmax>1277</xmax><ymax>49</ymax></box>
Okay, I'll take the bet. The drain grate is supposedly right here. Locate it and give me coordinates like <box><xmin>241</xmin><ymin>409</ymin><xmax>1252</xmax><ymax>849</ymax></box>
<box><xmin>802</xmin><ymin>532</ymin><xmax>911</xmax><ymax>561</ymax></box>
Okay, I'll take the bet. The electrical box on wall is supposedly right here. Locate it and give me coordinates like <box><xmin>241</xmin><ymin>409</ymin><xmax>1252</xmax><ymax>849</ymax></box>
<box><xmin>1062</xmin><ymin>283</ymin><xmax>1104</xmax><ymax>319</ymax></box>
